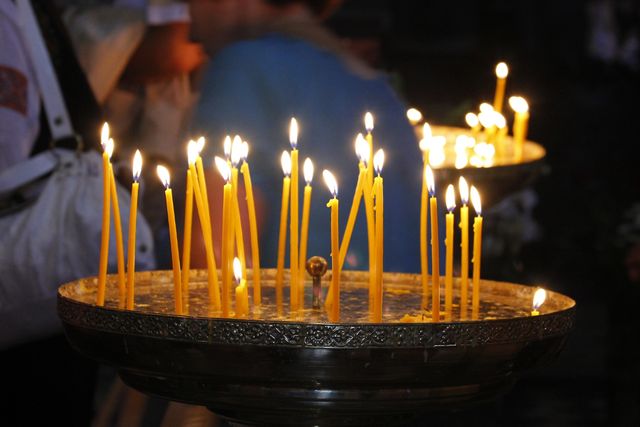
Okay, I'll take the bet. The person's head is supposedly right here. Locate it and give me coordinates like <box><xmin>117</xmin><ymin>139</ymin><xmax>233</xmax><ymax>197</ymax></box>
<box><xmin>188</xmin><ymin>0</ymin><xmax>342</xmax><ymax>53</ymax></box>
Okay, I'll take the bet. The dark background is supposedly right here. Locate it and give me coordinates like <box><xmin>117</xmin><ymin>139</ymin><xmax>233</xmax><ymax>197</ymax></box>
<box><xmin>328</xmin><ymin>0</ymin><xmax>640</xmax><ymax>425</ymax></box>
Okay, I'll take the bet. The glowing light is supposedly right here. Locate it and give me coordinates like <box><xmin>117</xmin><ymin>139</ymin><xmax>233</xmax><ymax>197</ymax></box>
<box><xmin>495</xmin><ymin>62</ymin><xmax>509</xmax><ymax>79</ymax></box>
<box><xmin>132</xmin><ymin>150</ymin><xmax>142</xmax><ymax>182</ymax></box>
<box><xmin>104</xmin><ymin>138</ymin><xmax>114</xmax><ymax>159</ymax></box>
<box><xmin>493</xmin><ymin>112</ymin><xmax>506</xmax><ymax>129</ymax></box>
<box><xmin>532</xmin><ymin>288</ymin><xmax>547</xmax><ymax>311</ymax></box>
<box><xmin>196</xmin><ymin>136</ymin><xmax>206</xmax><ymax>154</ymax></box>
<box><xmin>223</xmin><ymin>135</ymin><xmax>231</xmax><ymax>159</ymax></box>
<box><xmin>479</xmin><ymin>103</ymin><xmax>494</xmax><ymax>114</ymax></box>
<box><xmin>241</xmin><ymin>141</ymin><xmax>249</xmax><ymax>161</ymax></box>
<box><xmin>364</xmin><ymin>112</ymin><xmax>374</xmax><ymax>132</ymax></box>
<box><xmin>459</xmin><ymin>176</ymin><xmax>469</xmax><ymax>205</ymax></box>
<box><xmin>231</xmin><ymin>135</ymin><xmax>242</xmax><ymax>167</ymax></box>
<box><xmin>373</xmin><ymin>149</ymin><xmax>385</xmax><ymax>175</ymax></box>
<box><xmin>289</xmin><ymin>117</ymin><xmax>299</xmax><ymax>149</ymax></box>
<box><xmin>509</xmin><ymin>96</ymin><xmax>529</xmax><ymax>113</ymax></box>
<box><xmin>156</xmin><ymin>165</ymin><xmax>170</xmax><ymax>189</ymax></box>
<box><xmin>406</xmin><ymin>108</ymin><xmax>423</xmax><ymax>125</ymax></box>
<box><xmin>303</xmin><ymin>158</ymin><xmax>314</xmax><ymax>185</ymax></box>
<box><xmin>425</xmin><ymin>165</ymin><xmax>435</xmax><ymax>196</ymax></box>
<box><xmin>446</xmin><ymin>184</ymin><xmax>456</xmax><ymax>212</ymax></box>
<box><xmin>187</xmin><ymin>140</ymin><xmax>198</xmax><ymax>166</ymax></box>
<box><xmin>356</xmin><ymin>133</ymin><xmax>370</xmax><ymax>164</ymax></box>
<box><xmin>470</xmin><ymin>186</ymin><xmax>481</xmax><ymax>216</ymax></box>
<box><xmin>465</xmin><ymin>112</ymin><xmax>479</xmax><ymax>128</ymax></box>
<box><xmin>323</xmin><ymin>170</ymin><xmax>338</xmax><ymax>197</ymax></box>
<box><xmin>101</xmin><ymin>122</ymin><xmax>110</xmax><ymax>149</ymax></box>
<box><xmin>281</xmin><ymin>151</ymin><xmax>291</xmax><ymax>177</ymax></box>
<box><xmin>478</xmin><ymin>111</ymin><xmax>495</xmax><ymax>129</ymax></box>
<box><xmin>215</xmin><ymin>156</ymin><xmax>230</xmax><ymax>182</ymax></box>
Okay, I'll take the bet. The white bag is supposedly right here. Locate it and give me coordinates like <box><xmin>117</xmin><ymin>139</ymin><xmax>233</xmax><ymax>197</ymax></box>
<box><xmin>0</xmin><ymin>148</ymin><xmax>155</xmax><ymax>350</ymax></box>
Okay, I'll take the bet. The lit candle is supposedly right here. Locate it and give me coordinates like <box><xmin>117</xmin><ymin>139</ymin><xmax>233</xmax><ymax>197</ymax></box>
<box><xmin>240</xmin><ymin>141</ymin><xmax>261</xmax><ymax>305</ymax></box>
<box><xmin>289</xmin><ymin>118</ymin><xmax>300</xmax><ymax>313</ymax></box>
<box><xmin>126</xmin><ymin>150</ymin><xmax>142</xmax><ymax>310</ymax></box>
<box><xmin>323</xmin><ymin>170</ymin><xmax>340</xmax><ymax>322</ymax></box>
<box><xmin>471</xmin><ymin>186</ymin><xmax>483</xmax><ymax>319</ymax></box>
<box><xmin>181</xmin><ymin>146</ymin><xmax>195</xmax><ymax>310</ymax></box>
<box><xmin>478</xmin><ymin>107</ymin><xmax>496</xmax><ymax>144</ymax></box>
<box><xmin>531</xmin><ymin>288</ymin><xmax>546</xmax><ymax>316</ymax></box>
<box><xmin>419</xmin><ymin>138</ymin><xmax>430</xmax><ymax>310</ymax></box>
<box><xmin>97</xmin><ymin>127</ymin><xmax>112</xmax><ymax>307</ymax></box>
<box><xmin>465</xmin><ymin>112</ymin><xmax>481</xmax><ymax>142</ymax></box>
<box><xmin>276</xmin><ymin>151</ymin><xmax>291</xmax><ymax>313</ymax></box>
<box><xmin>406</xmin><ymin>107</ymin><xmax>423</xmax><ymax>126</ymax></box>
<box><xmin>233</xmin><ymin>257</ymin><xmax>249</xmax><ymax>318</ymax></box>
<box><xmin>223</xmin><ymin>135</ymin><xmax>232</xmax><ymax>161</ymax></box>
<box><xmin>157</xmin><ymin>165</ymin><xmax>183</xmax><ymax>315</ymax></box>
<box><xmin>358</xmin><ymin>140</ymin><xmax>376</xmax><ymax>308</ymax></box>
<box><xmin>459</xmin><ymin>177</ymin><xmax>470</xmax><ymax>319</ymax></box>
<box><xmin>444</xmin><ymin>184</ymin><xmax>456</xmax><ymax>321</ymax></box>
<box><xmin>189</xmin><ymin>144</ymin><xmax>220</xmax><ymax>310</ymax></box>
<box><xmin>365</xmin><ymin>112</ymin><xmax>374</xmax><ymax>188</ymax></box>
<box><xmin>373</xmin><ymin>149</ymin><xmax>385</xmax><ymax>322</ymax></box>
<box><xmin>216</xmin><ymin>156</ymin><xmax>233</xmax><ymax>316</ymax></box>
<box><xmin>493</xmin><ymin>62</ymin><xmax>509</xmax><ymax>113</ymax></box>
<box><xmin>298</xmin><ymin>158</ymin><xmax>314</xmax><ymax>308</ymax></box>
<box><xmin>509</xmin><ymin>96</ymin><xmax>530</xmax><ymax>162</ymax></box>
<box><xmin>426</xmin><ymin>166</ymin><xmax>440</xmax><ymax>322</ymax></box>
<box><xmin>107</xmin><ymin>138</ymin><xmax>126</xmax><ymax>308</ymax></box>
<box><xmin>338</xmin><ymin>134</ymin><xmax>366</xmax><ymax>270</ymax></box>
<box><xmin>231</xmin><ymin>136</ymin><xmax>247</xmax><ymax>279</ymax></box>
<box><xmin>194</xmin><ymin>136</ymin><xmax>212</xmax><ymax>240</ymax></box>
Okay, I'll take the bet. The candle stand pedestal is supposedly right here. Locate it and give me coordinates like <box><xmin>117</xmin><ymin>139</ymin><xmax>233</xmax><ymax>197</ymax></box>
<box><xmin>58</xmin><ymin>269</ymin><xmax>574</xmax><ymax>426</ymax></box>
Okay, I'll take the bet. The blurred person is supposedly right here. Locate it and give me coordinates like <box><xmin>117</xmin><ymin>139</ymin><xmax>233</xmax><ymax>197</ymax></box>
<box><xmin>188</xmin><ymin>0</ymin><xmax>421</xmax><ymax>273</ymax></box>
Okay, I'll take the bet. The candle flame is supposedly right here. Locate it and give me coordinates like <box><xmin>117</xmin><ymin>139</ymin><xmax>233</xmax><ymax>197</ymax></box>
<box><xmin>446</xmin><ymin>184</ymin><xmax>456</xmax><ymax>212</ymax></box>
<box><xmin>495</xmin><ymin>62</ymin><xmax>509</xmax><ymax>79</ymax></box>
<box><xmin>241</xmin><ymin>141</ymin><xmax>249</xmax><ymax>161</ymax></box>
<box><xmin>233</xmin><ymin>257</ymin><xmax>242</xmax><ymax>284</ymax></box>
<box><xmin>303</xmin><ymin>157</ymin><xmax>314</xmax><ymax>185</ymax></box>
<box><xmin>223</xmin><ymin>135</ymin><xmax>232</xmax><ymax>159</ymax></box>
<box><xmin>355</xmin><ymin>133</ymin><xmax>370</xmax><ymax>164</ymax></box>
<box><xmin>373</xmin><ymin>149</ymin><xmax>385</xmax><ymax>175</ymax></box>
<box><xmin>425</xmin><ymin>165</ymin><xmax>435</xmax><ymax>196</ymax></box>
<box><xmin>132</xmin><ymin>150</ymin><xmax>142</xmax><ymax>182</ymax></box>
<box><xmin>289</xmin><ymin>117</ymin><xmax>299</xmax><ymax>149</ymax></box>
<box><xmin>459</xmin><ymin>176</ymin><xmax>469</xmax><ymax>205</ymax></box>
<box><xmin>281</xmin><ymin>150</ymin><xmax>291</xmax><ymax>177</ymax></box>
<box><xmin>465</xmin><ymin>112</ymin><xmax>479</xmax><ymax>128</ymax></box>
<box><xmin>187</xmin><ymin>140</ymin><xmax>198</xmax><ymax>166</ymax></box>
<box><xmin>364</xmin><ymin>112</ymin><xmax>374</xmax><ymax>132</ymax></box>
<box><xmin>470</xmin><ymin>186</ymin><xmax>481</xmax><ymax>215</ymax></box>
<box><xmin>105</xmin><ymin>138</ymin><xmax>114</xmax><ymax>159</ymax></box>
<box><xmin>478</xmin><ymin>111</ymin><xmax>495</xmax><ymax>129</ymax></box>
<box><xmin>422</xmin><ymin>121</ymin><xmax>432</xmax><ymax>141</ymax></box>
<box><xmin>532</xmin><ymin>288</ymin><xmax>547</xmax><ymax>311</ymax></box>
<box><xmin>215</xmin><ymin>156</ymin><xmax>231</xmax><ymax>182</ymax></box>
<box><xmin>508</xmin><ymin>96</ymin><xmax>529</xmax><ymax>113</ymax></box>
<box><xmin>406</xmin><ymin>108</ymin><xmax>423</xmax><ymax>124</ymax></box>
<box><xmin>493</xmin><ymin>112</ymin><xmax>506</xmax><ymax>129</ymax></box>
<box><xmin>156</xmin><ymin>165</ymin><xmax>170</xmax><ymax>189</ymax></box>
<box><xmin>479</xmin><ymin>103</ymin><xmax>494</xmax><ymax>114</ymax></box>
<box><xmin>196</xmin><ymin>136</ymin><xmax>206</xmax><ymax>154</ymax></box>
<box><xmin>323</xmin><ymin>169</ymin><xmax>338</xmax><ymax>198</ymax></box>
<box><xmin>101</xmin><ymin>122</ymin><xmax>110</xmax><ymax>149</ymax></box>
<box><xmin>231</xmin><ymin>135</ymin><xmax>243</xmax><ymax>167</ymax></box>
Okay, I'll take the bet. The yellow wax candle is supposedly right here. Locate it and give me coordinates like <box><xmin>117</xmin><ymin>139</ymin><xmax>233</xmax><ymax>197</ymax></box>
<box><xmin>323</xmin><ymin>170</ymin><xmax>340</xmax><ymax>323</ymax></box>
<box><xmin>426</xmin><ymin>166</ymin><xmax>440</xmax><ymax>322</ymax></box>
<box><xmin>298</xmin><ymin>158</ymin><xmax>314</xmax><ymax>308</ymax></box>
<box><xmin>276</xmin><ymin>151</ymin><xmax>291</xmax><ymax>312</ymax></box>
<box><xmin>195</xmin><ymin>137</ymin><xmax>213</xmax><ymax>237</ymax></box>
<box><xmin>470</xmin><ymin>186</ymin><xmax>483</xmax><ymax>319</ymax></box>
<box><xmin>216</xmin><ymin>156</ymin><xmax>233</xmax><ymax>316</ymax></box>
<box><xmin>444</xmin><ymin>185</ymin><xmax>456</xmax><ymax>321</ymax></box>
<box><xmin>126</xmin><ymin>150</ymin><xmax>142</xmax><ymax>310</ymax></box>
<box><xmin>181</xmin><ymin>168</ymin><xmax>194</xmax><ymax>310</ymax></box>
<box><xmin>373</xmin><ymin>150</ymin><xmax>385</xmax><ymax>322</ymax></box>
<box><xmin>97</xmin><ymin>132</ymin><xmax>113</xmax><ymax>307</ymax></box>
<box><xmin>108</xmin><ymin>157</ymin><xmax>126</xmax><ymax>309</ymax></box>
<box><xmin>157</xmin><ymin>166</ymin><xmax>183</xmax><ymax>315</ymax></box>
<box><xmin>493</xmin><ymin>62</ymin><xmax>508</xmax><ymax>113</ymax></box>
<box><xmin>240</xmin><ymin>142</ymin><xmax>261</xmax><ymax>305</ymax></box>
<box><xmin>419</xmin><ymin>161</ymin><xmax>429</xmax><ymax>310</ymax></box>
<box><xmin>289</xmin><ymin>117</ymin><xmax>300</xmax><ymax>313</ymax></box>
<box><xmin>362</xmin><ymin>160</ymin><xmax>376</xmax><ymax>309</ymax></box>
<box><xmin>365</xmin><ymin>112</ymin><xmax>374</xmax><ymax>188</ymax></box>
<box><xmin>509</xmin><ymin>96</ymin><xmax>530</xmax><ymax>162</ymax></box>
<box><xmin>192</xmin><ymin>146</ymin><xmax>221</xmax><ymax>310</ymax></box>
<box><xmin>531</xmin><ymin>288</ymin><xmax>546</xmax><ymax>316</ymax></box>
<box><xmin>233</xmin><ymin>257</ymin><xmax>249</xmax><ymax>318</ymax></box>
<box><xmin>459</xmin><ymin>177</ymin><xmax>470</xmax><ymax>320</ymax></box>
<box><xmin>231</xmin><ymin>167</ymin><xmax>247</xmax><ymax>278</ymax></box>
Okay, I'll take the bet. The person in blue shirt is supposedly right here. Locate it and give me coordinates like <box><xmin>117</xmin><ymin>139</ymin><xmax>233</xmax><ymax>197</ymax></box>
<box><xmin>188</xmin><ymin>0</ymin><xmax>421</xmax><ymax>273</ymax></box>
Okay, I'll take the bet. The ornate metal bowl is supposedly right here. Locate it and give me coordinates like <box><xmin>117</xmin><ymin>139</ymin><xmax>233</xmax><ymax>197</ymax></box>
<box><xmin>58</xmin><ymin>269</ymin><xmax>574</xmax><ymax>426</ymax></box>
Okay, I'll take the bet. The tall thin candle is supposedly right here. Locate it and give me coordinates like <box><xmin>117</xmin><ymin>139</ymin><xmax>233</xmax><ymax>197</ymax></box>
<box><xmin>299</xmin><ymin>158</ymin><xmax>314</xmax><ymax>308</ymax></box>
<box><xmin>459</xmin><ymin>177</ymin><xmax>470</xmax><ymax>319</ymax></box>
<box><xmin>233</xmin><ymin>257</ymin><xmax>249</xmax><ymax>318</ymax></box>
<box><xmin>493</xmin><ymin>62</ymin><xmax>509</xmax><ymax>113</ymax></box>
<box><xmin>107</xmin><ymin>140</ymin><xmax>126</xmax><ymax>308</ymax></box>
<box><xmin>276</xmin><ymin>151</ymin><xmax>291</xmax><ymax>313</ymax></box>
<box><xmin>419</xmin><ymin>140</ymin><xmax>430</xmax><ymax>309</ymax></box>
<box><xmin>97</xmin><ymin>129</ymin><xmax>113</xmax><ymax>307</ymax></box>
<box><xmin>426</xmin><ymin>166</ymin><xmax>440</xmax><ymax>322</ymax></box>
<box><xmin>471</xmin><ymin>186</ymin><xmax>483</xmax><ymax>319</ymax></box>
<box><xmin>323</xmin><ymin>170</ymin><xmax>340</xmax><ymax>322</ymax></box>
<box><xmin>509</xmin><ymin>96</ymin><xmax>530</xmax><ymax>162</ymax></box>
<box><xmin>181</xmin><ymin>154</ymin><xmax>194</xmax><ymax>310</ymax></box>
<box><xmin>240</xmin><ymin>142</ymin><xmax>261</xmax><ymax>305</ymax></box>
<box><xmin>373</xmin><ymin>149</ymin><xmax>385</xmax><ymax>322</ymax></box>
<box><xmin>126</xmin><ymin>150</ymin><xmax>142</xmax><ymax>310</ymax></box>
<box><xmin>444</xmin><ymin>184</ymin><xmax>456</xmax><ymax>321</ymax></box>
<box><xmin>216</xmin><ymin>156</ymin><xmax>233</xmax><ymax>316</ymax></box>
<box><xmin>289</xmin><ymin>118</ymin><xmax>300</xmax><ymax>313</ymax></box>
<box><xmin>364</xmin><ymin>112</ymin><xmax>374</xmax><ymax>188</ymax></box>
<box><xmin>231</xmin><ymin>136</ymin><xmax>247</xmax><ymax>279</ymax></box>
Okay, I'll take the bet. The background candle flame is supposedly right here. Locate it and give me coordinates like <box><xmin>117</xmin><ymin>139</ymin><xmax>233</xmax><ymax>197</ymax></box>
<box><xmin>478</xmin><ymin>111</ymin><xmax>496</xmax><ymax>128</ymax></box>
<box><xmin>215</xmin><ymin>156</ymin><xmax>231</xmax><ymax>182</ymax></box>
<box><xmin>187</xmin><ymin>140</ymin><xmax>198</xmax><ymax>166</ymax></box>
<box><xmin>132</xmin><ymin>150</ymin><xmax>142</xmax><ymax>182</ymax></box>
<box><xmin>323</xmin><ymin>170</ymin><xmax>338</xmax><ymax>197</ymax></box>
<box><xmin>495</xmin><ymin>62</ymin><xmax>509</xmax><ymax>78</ymax></box>
<box><xmin>231</xmin><ymin>135</ymin><xmax>243</xmax><ymax>167</ymax></box>
<box><xmin>373</xmin><ymin>149</ymin><xmax>385</xmax><ymax>175</ymax></box>
<box><xmin>233</xmin><ymin>257</ymin><xmax>242</xmax><ymax>284</ymax></box>
<box><xmin>241</xmin><ymin>141</ymin><xmax>249</xmax><ymax>161</ymax></box>
<box><xmin>196</xmin><ymin>136</ymin><xmax>206</xmax><ymax>154</ymax></box>
<box><xmin>532</xmin><ymin>288</ymin><xmax>547</xmax><ymax>311</ymax></box>
<box><xmin>446</xmin><ymin>184</ymin><xmax>456</xmax><ymax>212</ymax></box>
<box><xmin>281</xmin><ymin>151</ymin><xmax>291</xmax><ymax>176</ymax></box>
<box><xmin>470</xmin><ymin>186</ymin><xmax>482</xmax><ymax>216</ymax></box>
<box><xmin>459</xmin><ymin>176</ymin><xmax>469</xmax><ymax>205</ymax></box>
<box><xmin>289</xmin><ymin>117</ymin><xmax>299</xmax><ymax>149</ymax></box>
<box><xmin>223</xmin><ymin>135</ymin><xmax>231</xmax><ymax>159</ymax></box>
<box><xmin>303</xmin><ymin>158</ymin><xmax>314</xmax><ymax>185</ymax></box>
<box><xmin>425</xmin><ymin>165</ymin><xmax>435</xmax><ymax>196</ymax></box>
<box><xmin>509</xmin><ymin>96</ymin><xmax>529</xmax><ymax>113</ymax></box>
<box><xmin>101</xmin><ymin>122</ymin><xmax>110</xmax><ymax>149</ymax></box>
<box><xmin>406</xmin><ymin>108</ymin><xmax>423</xmax><ymax>124</ymax></box>
<box><xmin>364</xmin><ymin>112</ymin><xmax>374</xmax><ymax>132</ymax></box>
<box><xmin>355</xmin><ymin>133</ymin><xmax>369</xmax><ymax>164</ymax></box>
<box><xmin>105</xmin><ymin>138</ymin><xmax>114</xmax><ymax>159</ymax></box>
<box><xmin>493</xmin><ymin>112</ymin><xmax>507</xmax><ymax>129</ymax></box>
<box><xmin>465</xmin><ymin>112</ymin><xmax>479</xmax><ymax>128</ymax></box>
<box><xmin>479</xmin><ymin>103</ymin><xmax>494</xmax><ymax>114</ymax></box>
<box><xmin>156</xmin><ymin>165</ymin><xmax>170</xmax><ymax>189</ymax></box>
